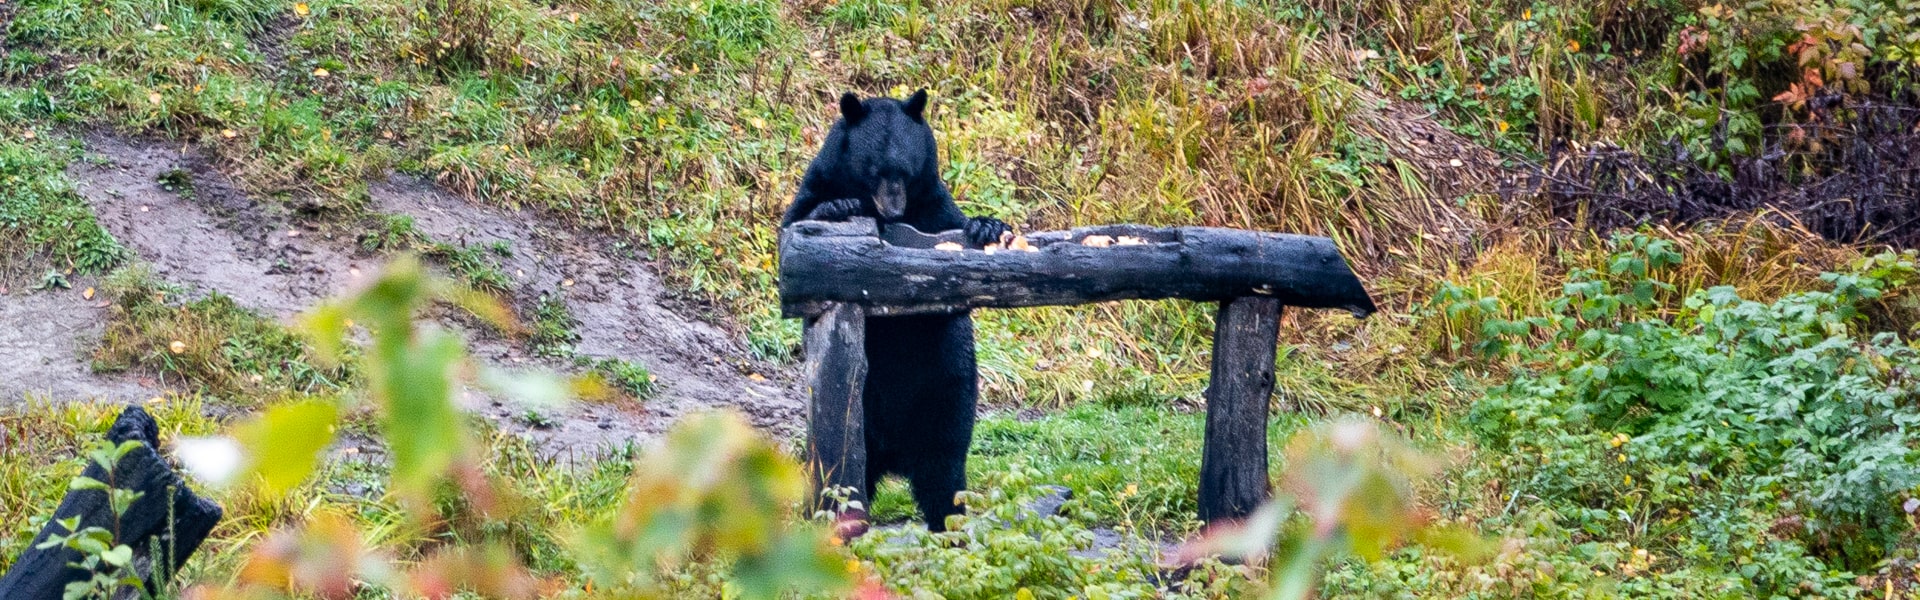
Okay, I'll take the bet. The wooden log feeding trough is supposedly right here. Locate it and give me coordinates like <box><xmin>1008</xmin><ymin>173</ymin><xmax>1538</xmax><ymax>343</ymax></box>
<box><xmin>779</xmin><ymin>217</ymin><xmax>1376</xmax><ymax>525</ymax></box>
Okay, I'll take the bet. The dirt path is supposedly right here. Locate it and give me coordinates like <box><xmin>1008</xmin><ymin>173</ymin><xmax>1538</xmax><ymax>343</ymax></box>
<box><xmin>0</xmin><ymin>132</ymin><xmax>801</xmax><ymax>458</ymax></box>
<box><xmin>369</xmin><ymin>176</ymin><xmax>804</xmax><ymax>446</ymax></box>
<box><xmin>0</xmin><ymin>284</ymin><xmax>161</xmax><ymax>403</ymax></box>
<box><xmin>75</xmin><ymin>135</ymin><xmax>362</xmax><ymax>318</ymax></box>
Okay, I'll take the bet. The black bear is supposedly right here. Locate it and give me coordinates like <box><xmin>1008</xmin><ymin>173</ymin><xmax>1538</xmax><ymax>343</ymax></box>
<box><xmin>782</xmin><ymin>89</ymin><xmax>1011</xmax><ymax>531</ymax></box>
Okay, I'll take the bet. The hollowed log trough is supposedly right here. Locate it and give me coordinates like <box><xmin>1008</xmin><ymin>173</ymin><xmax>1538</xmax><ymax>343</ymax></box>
<box><xmin>780</xmin><ymin>217</ymin><xmax>1376</xmax><ymax>525</ymax></box>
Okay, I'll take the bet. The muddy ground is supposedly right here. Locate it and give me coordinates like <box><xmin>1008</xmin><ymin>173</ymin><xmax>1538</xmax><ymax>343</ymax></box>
<box><xmin>0</xmin><ymin>132</ymin><xmax>803</xmax><ymax>457</ymax></box>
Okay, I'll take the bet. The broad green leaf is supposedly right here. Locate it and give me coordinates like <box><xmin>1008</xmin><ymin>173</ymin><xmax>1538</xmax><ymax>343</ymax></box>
<box><xmin>384</xmin><ymin>329</ymin><xmax>468</xmax><ymax>503</ymax></box>
<box><xmin>236</xmin><ymin>399</ymin><xmax>340</xmax><ymax>496</ymax></box>
<box><xmin>69</xmin><ymin>476</ymin><xmax>109</xmax><ymax>492</ymax></box>
<box><xmin>99</xmin><ymin>545</ymin><xmax>132</xmax><ymax>567</ymax></box>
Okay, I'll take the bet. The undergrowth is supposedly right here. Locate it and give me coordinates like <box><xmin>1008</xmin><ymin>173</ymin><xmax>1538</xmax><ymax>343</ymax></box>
<box><xmin>2</xmin><ymin>0</ymin><xmax>1919</xmax><ymax>597</ymax></box>
<box><xmin>1340</xmin><ymin>239</ymin><xmax>1920</xmax><ymax>597</ymax></box>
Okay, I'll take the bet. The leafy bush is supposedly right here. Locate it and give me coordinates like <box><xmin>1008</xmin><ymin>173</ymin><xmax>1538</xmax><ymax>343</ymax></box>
<box><xmin>1455</xmin><ymin>237</ymin><xmax>1920</xmax><ymax>595</ymax></box>
<box><xmin>850</xmin><ymin>464</ymin><xmax>1248</xmax><ymax>600</ymax></box>
<box><xmin>1655</xmin><ymin>0</ymin><xmax>1919</xmax><ymax>168</ymax></box>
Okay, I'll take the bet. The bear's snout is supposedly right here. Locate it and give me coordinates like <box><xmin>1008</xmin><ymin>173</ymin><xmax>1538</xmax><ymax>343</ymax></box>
<box><xmin>873</xmin><ymin>180</ymin><xmax>908</xmax><ymax>219</ymax></box>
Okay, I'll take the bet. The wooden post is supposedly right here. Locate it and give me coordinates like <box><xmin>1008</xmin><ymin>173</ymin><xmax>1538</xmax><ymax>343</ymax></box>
<box><xmin>1198</xmin><ymin>296</ymin><xmax>1283</xmax><ymax>525</ymax></box>
<box><xmin>0</xmin><ymin>406</ymin><xmax>223</xmax><ymax>599</ymax></box>
<box><xmin>803</xmin><ymin>302</ymin><xmax>868</xmax><ymax>514</ymax></box>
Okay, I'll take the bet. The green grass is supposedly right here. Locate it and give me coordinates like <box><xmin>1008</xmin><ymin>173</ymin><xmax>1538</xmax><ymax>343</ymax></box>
<box><xmin>964</xmin><ymin>403</ymin><xmax>1309</xmax><ymax>533</ymax></box>
<box><xmin>92</xmin><ymin>266</ymin><xmax>350</xmax><ymax>399</ymax></box>
<box><xmin>579</xmin><ymin>356</ymin><xmax>656</xmax><ymax>399</ymax></box>
<box><xmin>420</xmin><ymin>241</ymin><xmax>513</xmax><ymax>294</ymax></box>
<box><xmin>0</xmin><ymin>138</ymin><xmax>125</xmax><ymax>280</ymax></box>
<box><xmin>356</xmin><ymin>212</ymin><xmax>425</xmax><ymax>252</ymax></box>
<box><xmin>527</xmin><ymin>293</ymin><xmax>580</xmax><ymax>358</ymax></box>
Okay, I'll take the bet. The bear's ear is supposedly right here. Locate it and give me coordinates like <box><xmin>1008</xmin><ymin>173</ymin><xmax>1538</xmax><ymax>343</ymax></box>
<box><xmin>903</xmin><ymin>89</ymin><xmax>929</xmax><ymax>121</ymax></box>
<box><xmin>839</xmin><ymin>92</ymin><xmax>866</xmax><ymax>122</ymax></box>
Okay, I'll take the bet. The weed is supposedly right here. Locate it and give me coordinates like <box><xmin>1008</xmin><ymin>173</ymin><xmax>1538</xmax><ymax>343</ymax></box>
<box><xmin>1447</xmin><ymin>241</ymin><xmax>1920</xmax><ymax>594</ymax></box>
<box><xmin>421</xmin><ymin>241</ymin><xmax>512</xmax><ymax>293</ymax></box>
<box><xmin>851</xmin><ymin>464</ymin><xmax>1250</xmax><ymax>599</ymax></box>
<box><xmin>579</xmin><ymin>357</ymin><xmax>656</xmax><ymax>399</ymax></box>
<box><xmin>356</xmin><ymin>213</ymin><xmax>424</xmax><ymax>252</ymax></box>
<box><xmin>156</xmin><ymin>168</ymin><xmax>194</xmax><ymax>199</ymax></box>
<box><xmin>519</xmin><ymin>409</ymin><xmax>554</xmax><ymax>429</ymax></box>
<box><xmin>527</xmin><ymin>293</ymin><xmax>579</xmax><ymax>358</ymax></box>
<box><xmin>33</xmin><ymin>269</ymin><xmax>72</xmax><ymax>291</ymax></box>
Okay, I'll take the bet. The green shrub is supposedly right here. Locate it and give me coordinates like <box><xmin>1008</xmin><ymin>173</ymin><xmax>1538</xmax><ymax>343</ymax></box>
<box><xmin>850</xmin><ymin>464</ymin><xmax>1249</xmax><ymax>600</ymax></box>
<box><xmin>1457</xmin><ymin>239</ymin><xmax>1920</xmax><ymax>595</ymax></box>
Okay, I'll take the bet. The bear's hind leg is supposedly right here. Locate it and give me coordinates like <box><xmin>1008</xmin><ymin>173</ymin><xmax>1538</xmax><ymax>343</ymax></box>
<box><xmin>909</xmin><ymin>456</ymin><xmax>968</xmax><ymax>532</ymax></box>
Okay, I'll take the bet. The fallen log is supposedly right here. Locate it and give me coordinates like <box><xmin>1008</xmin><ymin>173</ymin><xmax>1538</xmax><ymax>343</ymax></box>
<box><xmin>0</xmin><ymin>405</ymin><xmax>223</xmax><ymax>599</ymax></box>
<box><xmin>778</xmin><ymin>219</ymin><xmax>1377</xmax><ymax>318</ymax></box>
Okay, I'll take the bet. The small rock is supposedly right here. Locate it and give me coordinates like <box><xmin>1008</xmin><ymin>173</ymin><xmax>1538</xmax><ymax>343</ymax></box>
<box><xmin>1023</xmin><ymin>485</ymin><xmax>1075</xmax><ymax>518</ymax></box>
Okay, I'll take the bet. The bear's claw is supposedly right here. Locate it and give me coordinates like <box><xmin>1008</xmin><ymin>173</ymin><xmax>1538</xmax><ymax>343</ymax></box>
<box><xmin>808</xmin><ymin>198</ymin><xmax>867</xmax><ymax>222</ymax></box>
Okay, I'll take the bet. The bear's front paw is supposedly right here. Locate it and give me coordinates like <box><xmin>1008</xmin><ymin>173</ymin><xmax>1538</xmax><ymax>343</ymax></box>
<box><xmin>964</xmin><ymin>216</ymin><xmax>1012</xmax><ymax>248</ymax></box>
<box><xmin>807</xmin><ymin>198</ymin><xmax>867</xmax><ymax>222</ymax></box>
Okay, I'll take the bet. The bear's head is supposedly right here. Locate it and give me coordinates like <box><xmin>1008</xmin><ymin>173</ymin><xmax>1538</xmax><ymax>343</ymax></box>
<box><xmin>834</xmin><ymin>89</ymin><xmax>936</xmax><ymax>221</ymax></box>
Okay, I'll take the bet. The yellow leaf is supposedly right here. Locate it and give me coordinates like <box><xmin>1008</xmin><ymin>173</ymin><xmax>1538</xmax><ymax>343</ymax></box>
<box><xmin>293</xmin><ymin>2</ymin><xmax>309</xmax><ymax>16</ymax></box>
<box><xmin>169</xmin><ymin>340</ymin><xmax>187</xmax><ymax>354</ymax></box>
<box><xmin>82</xmin><ymin>287</ymin><xmax>94</xmax><ymax>300</ymax></box>
<box><xmin>236</xmin><ymin>400</ymin><xmax>339</xmax><ymax>496</ymax></box>
<box><xmin>312</xmin><ymin>67</ymin><xmax>330</xmax><ymax>78</ymax></box>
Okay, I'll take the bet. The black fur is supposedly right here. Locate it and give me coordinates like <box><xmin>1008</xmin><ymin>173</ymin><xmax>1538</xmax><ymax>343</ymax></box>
<box><xmin>781</xmin><ymin>90</ymin><xmax>1009</xmax><ymax>530</ymax></box>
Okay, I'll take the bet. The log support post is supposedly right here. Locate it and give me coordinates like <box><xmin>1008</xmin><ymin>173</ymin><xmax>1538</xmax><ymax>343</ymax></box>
<box><xmin>0</xmin><ymin>406</ymin><xmax>223</xmax><ymax>599</ymax></box>
<box><xmin>1198</xmin><ymin>296</ymin><xmax>1284</xmax><ymax>525</ymax></box>
<box><xmin>803</xmin><ymin>302</ymin><xmax>868</xmax><ymax>514</ymax></box>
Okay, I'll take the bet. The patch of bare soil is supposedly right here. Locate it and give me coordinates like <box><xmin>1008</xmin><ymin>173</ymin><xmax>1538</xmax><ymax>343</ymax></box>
<box><xmin>34</xmin><ymin>132</ymin><xmax>800</xmax><ymax>458</ymax></box>
<box><xmin>369</xmin><ymin>177</ymin><xmax>804</xmax><ymax>447</ymax></box>
<box><xmin>0</xmin><ymin>285</ymin><xmax>164</xmax><ymax>403</ymax></box>
<box><xmin>72</xmin><ymin>134</ymin><xmax>362</xmax><ymax>318</ymax></box>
